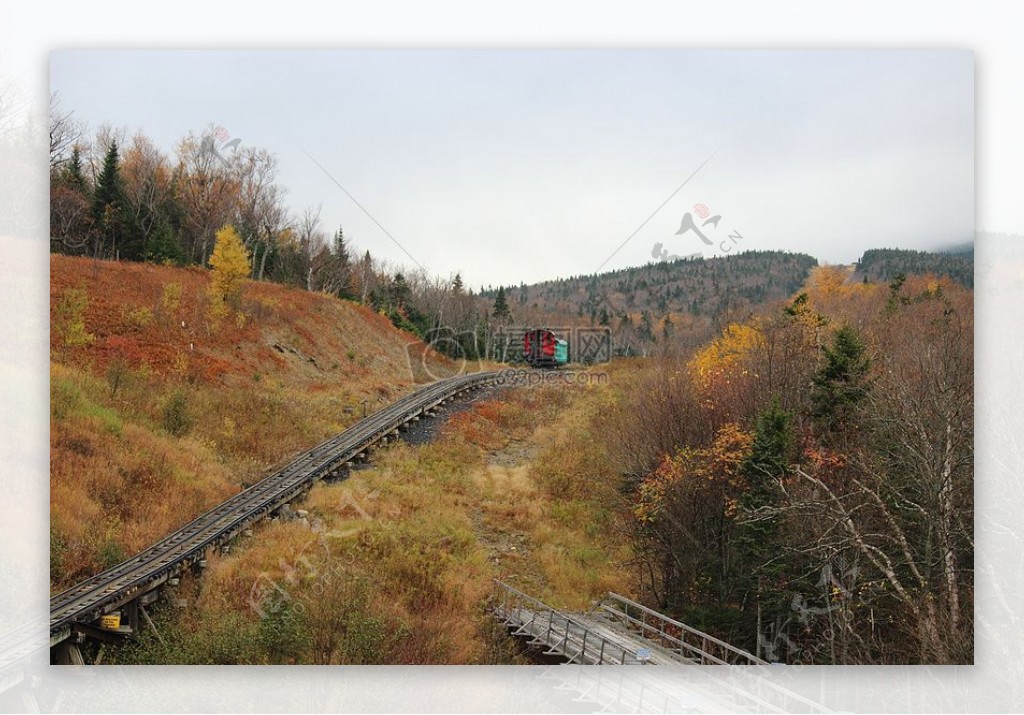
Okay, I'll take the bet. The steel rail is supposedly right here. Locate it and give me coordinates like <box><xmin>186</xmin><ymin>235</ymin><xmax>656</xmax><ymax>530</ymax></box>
<box><xmin>48</xmin><ymin>371</ymin><xmax>501</xmax><ymax>645</ymax></box>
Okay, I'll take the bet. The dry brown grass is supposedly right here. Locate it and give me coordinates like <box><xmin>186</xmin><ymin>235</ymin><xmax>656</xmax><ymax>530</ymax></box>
<box><xmin>131</xmin><ymin>370</ymin><xmax>636</xmax><ymax>664</ymax></box>
<box><xmin>49</xmin><ymin>255</ymin><xmax>457</xmax><ymax>591</ymax></box>
<box><xmin>51</xmin><ymin>254</ymin><xmax>638</xmax><ymax>663</ymax></box>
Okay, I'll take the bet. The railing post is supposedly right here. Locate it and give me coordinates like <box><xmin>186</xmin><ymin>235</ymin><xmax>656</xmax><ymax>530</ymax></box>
<box><xmin>599</xmin><ymin>638</ymin><xmax>606</xmax><ymax>664</ymax></box>
<box><xmin>580</xmin><ymin>630</ymin><xmax>588</xmax><ymax>663</ymax></box>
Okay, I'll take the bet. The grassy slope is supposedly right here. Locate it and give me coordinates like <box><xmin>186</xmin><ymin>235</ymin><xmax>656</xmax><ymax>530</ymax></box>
<box><xmin>50</xmin><ymin>255</ymin><xmax>456</xmax><ymax>591</ymax></box>
<box><xmin>114</xmin><ymin>375</ymin><xmax>633</xmax><ymax>664</ymax></box>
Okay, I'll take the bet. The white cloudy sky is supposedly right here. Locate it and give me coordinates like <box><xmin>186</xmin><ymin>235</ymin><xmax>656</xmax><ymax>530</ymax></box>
<box><xmin>50</xmin><ymin>49</ymin><xmax>973</xmax><ymax>287</ymax></box>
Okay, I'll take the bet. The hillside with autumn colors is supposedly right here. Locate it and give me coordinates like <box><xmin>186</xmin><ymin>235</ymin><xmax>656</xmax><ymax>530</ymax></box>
<box><xmin>46</xmin><ymin>112</ymin><xmax>974</xmax><ymax>666</ymax></box>
<box><xmin>98</xmin><ymin>262</ymin><xmax>975</xmax><ymax>667</ymax></box>
<box><xmin>49</xmin><ymin>254</ymin><xmax>456</xmax><ymax>591</ymax></box>
<box><xmin>601</xmin><ymin>265</ymin><xmax>974</xmax><ymax>664</ymax></box>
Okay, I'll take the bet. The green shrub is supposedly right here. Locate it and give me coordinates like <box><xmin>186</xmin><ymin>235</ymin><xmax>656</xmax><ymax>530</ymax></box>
<box><xmin>162</xmin><ymin>390</ymin><xmax>193</xmax><ymax>437</ymax></box>
<box><xmin>51</xmin><ymin>377</ymin><xmax>81</xmax><ymax>420</ymax></box>
<box><xmin>126</xmin><ymin>306</ymin><xmax>155</xmax><ymax>330</ymax></box>
<box><xmin>98</xmin><ymin>538</ymin><xmax>127</xmax><ymax>568</ymax></box>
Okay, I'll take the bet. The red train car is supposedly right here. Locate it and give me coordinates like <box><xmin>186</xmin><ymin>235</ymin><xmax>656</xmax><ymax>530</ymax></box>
<box><xmin>523</xmin><ymin>329</ymin><xmax>569</xmax><ymax>367</ymax></box>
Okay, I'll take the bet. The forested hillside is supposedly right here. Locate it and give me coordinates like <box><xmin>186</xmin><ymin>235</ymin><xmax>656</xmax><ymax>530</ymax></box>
<box><xmin>856</xmin><ymin>248</ymin><xmax>973</xmax><ymax>288</ymax></box>
<box><xmin>484</xmin><ymin>251</ymin><xmax>819</xmax><ymax>353</ymax></box>
<box><xmin>50</xmin><ymin>103</ymin><xmax>972</xmax><ymax>366</ymax></box>
<box><xmin>600</xmin><ymin>265</ymin><xmax>974</xmax><ymax>663</ymax></box>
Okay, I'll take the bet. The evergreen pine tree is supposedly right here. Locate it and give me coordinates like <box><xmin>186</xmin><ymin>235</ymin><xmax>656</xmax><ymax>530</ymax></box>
<box><xmin>640</xmin><ymin>311</ymin><xmax>655</xmax><ymax>342</ymax></box>
<box><xmin>91</xmin><ymin>140</ymin><xmax>127</xmax><ymax>258</ymax></box>
<box><xmin>332</xmin><ymin>227</ymin><xmax>346</xmax><ymax>261</ymax></box>
<box><xmin>62</xmin><ymin>146</ymin><xmax>89</xmax><ymax>193</ymax></box>
<box><xmin>735</xmin><ymin>398</ymin><xmax>794</xmax><ymax>659</ymax></box>
<box><xmin>391</xmin><ymin>273</ymin><xmax>411</xmax><ymax>309</ymax></box>
<box><xmin>492</xmin><ymin>286</ymin><xmax>511</xmax><ymax>320</ymax></box>
<box><xmin>331</xmin><ymin>226</ymin><xmax>353</xmax><ymax>298</ymax></box>
<box><xmin>811</xmin><ymin>324</ymin><xmax>871</xmax><ymax>437</ymax></box>
<box><xmin>742</xmin><ymin>400</ymin><xmax>794</xmax><ymax>492</ymax></box>
<box><xmin>145</xmin><ymin>220</ymin><xmax>183</xmax><ymax>264</ymax></box>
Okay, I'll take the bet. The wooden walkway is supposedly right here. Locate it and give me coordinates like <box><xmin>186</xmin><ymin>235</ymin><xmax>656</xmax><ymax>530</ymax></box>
<box><xmin>493</xmin><ymin>580</ymin><xmax>766</xmax><ymax>666</ymax></box>
<box><xmin>495</xmin><ymin>582</ymin><xmax>835</xmax><ymax>712</ymax></box>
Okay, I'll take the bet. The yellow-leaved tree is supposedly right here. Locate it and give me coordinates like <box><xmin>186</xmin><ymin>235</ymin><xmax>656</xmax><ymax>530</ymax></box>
<box><xmin>688</xmin><ymin>321</ymin><xmax>764</xmax><ymax>390</ymax></box>
<box><xmin>208</xmin><ymin>225</ymin><xmax>251</xmax><ymax>318</ymax></box>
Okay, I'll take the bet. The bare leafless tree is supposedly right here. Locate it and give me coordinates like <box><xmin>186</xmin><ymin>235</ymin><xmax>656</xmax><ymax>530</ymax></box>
<box><xmin>121</xmin><ymin>132</ymin><xmax>173</xmax><ymax>252</ymax></box>
<box><xmin>49</xmin><ymin>183</ymin><xmax>92</xmax><ymax>251</ymax></box>
<box><xmin>49</xmin><ymin>91</ymin><xmax>82</xmax><ymax>169</ymax></box>
<box><xmin>231</xmin><ymin>146</ymin><xmax>288</xmax><ymax>280</ymax></box>
<box><xmin>175</xmin><ymin>129</ymin><xmax>238</xmax><ymax>265</ymax></box>
<box><xmin>295</xmin><ymin>205</ymin><xmax>327</xmax><ymax>291</ymax></box>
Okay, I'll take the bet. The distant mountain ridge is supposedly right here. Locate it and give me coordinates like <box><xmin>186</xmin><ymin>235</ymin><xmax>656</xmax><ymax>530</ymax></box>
<box><xmin>510</xmin><ymin>249</ymin><xmax>818</xmax><ymax>319</ymax></box>
<box><xmin>939</xmin><ymin>241</ymin><xmax>974</xmax><ymax>256</ymax></box>
<box><xmin>478</xmin><ymin>246</ymin><xmax>973</xmax><ymax>354</ymax></box>
<box><xmin>477</xmin><ymin>250</ymin><xmax>817</xmax><ymax>352</ymax></box>
<box><xmin>856</xmin><ymin>247</ymin><xmax>973</xmax><ymax>288</ymax></box>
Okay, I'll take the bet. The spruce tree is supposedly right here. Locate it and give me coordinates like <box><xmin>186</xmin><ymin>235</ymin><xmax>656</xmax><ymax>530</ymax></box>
<box><xmin>736</xmin><ymin>398</ymin><xmax>794</xmax><ymax>657</ymax></box>
<box><xmin>391</xmin><ymin>273</ymin><xmax>411</xmax><ymax>310</ymax></box>
<box><xmin>91</xmin><ymin>140</ymin><xmax>126</xmax><ymax>258</ymax></box>
<box><xmin>492</xmin><ymin>286</ymin><xmax>511</xmax><ymax>320</ymax></box>
<box><xmin>332</xmin><ymin>226</ymin><xmax>350</xmax><ymax>265</ymax></box>
<box><xmin>811</xmin><ymin>324</ymin><xmax>871</xmax><ymax>437</ymax></box>
<box><xmin>742</xmin><ymin>400</ymin><xmax>794</xmax><ymax>492</ymax></box>
<box><xmin>331</xmin><ymin>226</ymin><xmax>353</xmax><ymax>298</ymax></box>
<box><xmin>145</xmin><ymin>220</ymin><xmax>183</xmax><ymax>264</ymax></box>
<box><xmin>62</xmin><ymin>146</ymin><xmax>88</xmax><ymax>193</ymax></box>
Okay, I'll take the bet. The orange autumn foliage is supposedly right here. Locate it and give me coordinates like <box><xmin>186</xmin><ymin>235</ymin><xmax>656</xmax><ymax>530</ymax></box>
<box><xmin>634</xmin><ymin>422</ymin><xmax>753</xmax><ymax>523</ymax></box>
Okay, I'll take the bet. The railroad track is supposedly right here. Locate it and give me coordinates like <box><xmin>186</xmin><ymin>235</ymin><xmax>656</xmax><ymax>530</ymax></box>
<box><xmin>45</xmin><ymin>370</ymin><xmax>501</xmax><ymax>653</ymax></box>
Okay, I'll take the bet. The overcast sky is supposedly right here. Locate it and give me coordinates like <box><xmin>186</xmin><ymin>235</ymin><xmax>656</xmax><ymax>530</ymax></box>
<box><xmin>50</xmin><ymin>50</ymin><xmax>973</xmax><ymax>288</ymax></box>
